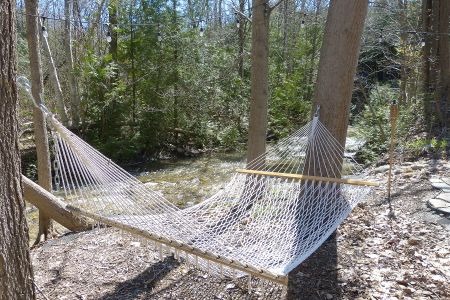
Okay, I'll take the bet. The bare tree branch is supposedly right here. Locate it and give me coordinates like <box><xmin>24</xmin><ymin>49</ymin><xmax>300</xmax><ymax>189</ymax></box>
<box><xmin>232</xmin><ymin>5</ymin><xmax>252</xmax><ymax>23</ymax></box>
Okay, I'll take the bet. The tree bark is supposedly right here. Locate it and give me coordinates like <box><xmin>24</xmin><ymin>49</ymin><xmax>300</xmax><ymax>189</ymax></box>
<box><xmin>65</xmin><ymin>0</ymin><xmax>81</xmax><ymax>128</ymax></box>
<box><xmin>285</xmin><ymin>1</ymin><xmax>368</xmax><ymax>298</ymax></box>
<box><xmin>25</xmin><ymin>0</ymin><xmax>54</xmax><ymax>244</ymax></box>
<box><xmin>437</xmin><ymin>0</ymin><xmax>450</xmax><ymax>128</ymax></box>
<box><xmin>422</xmin><ymin>0</ymin><xmax>432</xmax><ymax>133</ymax></box>
<box><xmin>0</xmin><ymin>1</ymin><xmax>36</xmax><ymax>298</ymax></box>
<box><xmin>237</xmin><ymin>0</ymin><xmax>246</xmax><ymax>78</ymax></box>
<box><xmin>398</xmin><ymin>0</ymin><xmax>408</xmax><ymax>105</ymax></box>
<box><xmin>108</xmin><ymin>0</ymin><xmax>118</xmax><ymax>62</ymax></box>
<box><xmin>311</xmin><ymin>0</ymin><xmax>368</xmax><ymax>148</ymax></box>
<box><xmin>247</xmin><ymin>0</ymin><xmax>271</xmax><ymax>165</ymax></box>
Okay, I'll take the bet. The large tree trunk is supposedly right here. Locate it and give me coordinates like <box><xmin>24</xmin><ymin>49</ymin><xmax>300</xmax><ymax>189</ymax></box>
<box><xmin>285</xmin><ymin>1</ymin><xmax>368</xmax><ymax>298</ymax></box>
<box><xmin>65</xmin><ymin>0</ymin><xmax>81</xmax><ymax>128</ymax></box>
<box><xmin>0</xmin><ymin>1</ymin><xmax>36</xmax><ymax>298</ymax></box>
<box><xmin>25</xmin><ymin>0</ymin><xmax>54</xmax><ymax>244</ymax></box>
<box><xmin>246</xmin><ymin>0</ymin><xmax>271</xmax><ymax>165</ymax></box>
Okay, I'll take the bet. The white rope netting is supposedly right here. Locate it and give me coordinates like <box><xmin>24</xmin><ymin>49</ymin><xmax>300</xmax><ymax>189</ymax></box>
<box><xmin>47</xmin><ymin>113</ymin><xmax>373</xmax><ymax>280</ymax></box>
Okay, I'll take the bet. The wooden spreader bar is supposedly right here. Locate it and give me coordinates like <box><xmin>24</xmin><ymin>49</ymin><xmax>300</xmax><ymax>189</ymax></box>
<box><xmin>67</xmin><ymin>205</ymin><xmax>288</xmax><ymax>285</ymax></box>
<box><xmin>236</xmin><ymin>169</ymin><xmax>380</xmax><ymax>187</ymax></box>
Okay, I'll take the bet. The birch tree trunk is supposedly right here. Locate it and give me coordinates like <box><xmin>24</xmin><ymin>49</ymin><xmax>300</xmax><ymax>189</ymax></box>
<box><xmin>65</xmin><ymin>0</ymin><xmax>81</xmax><ymax>128</ymax></box>
<box><xmin>0</xmin><ymin>1</ymin><xmax>36</xmax><ymax>298</ymax></box>
<box><xmin>285</xmin><ymin>1</ymin><xmax>368</xmax><ymax>298</ymax></box>
<box><xmin>25</xmin><ymin>0</ymin><xmax>54</xmax><ymax>244</ymax></box>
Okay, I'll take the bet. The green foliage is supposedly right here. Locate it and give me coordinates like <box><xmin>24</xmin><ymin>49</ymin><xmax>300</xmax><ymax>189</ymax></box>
<box><xmin>406</xmin><ymin>137</ymin><xmax>448</xmax><ymax>158</ymax></box>
<box><xmin>354</xmin><ymin>84</ymin><xmax>421</xmax><ymax>163</ymax></box>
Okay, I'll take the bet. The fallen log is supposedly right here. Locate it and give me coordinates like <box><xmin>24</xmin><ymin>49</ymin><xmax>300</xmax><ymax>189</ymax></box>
<box><xmin>22</xmin><ymin>175</ymin><xmax>91</xmax><ymax>232</ymax></box>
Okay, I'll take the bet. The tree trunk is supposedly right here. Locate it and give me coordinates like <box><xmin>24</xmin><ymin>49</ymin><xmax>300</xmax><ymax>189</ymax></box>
<box><xmin>305</xmin><ymin>0</ymin><xmax>322</xmax><ymax>102</ymax></box>
<box><xmin>108</xmin><ymin>0</ymin><xmax>118</xmax><ymax>62</ymax></box>
<box><xmin>422</xmin><ymin>0</ymin><xmax>432</xmax><ymax>133</ymax></box>
<box><xmin>237</xmin><ymin>0</ymin><xmax>245</xmax><ymax>78</ymax></box>
<box><xmin>285</xmin><ymin>1</ymin><xmax>368</xmax><ymax>298</ymax></box>
<box><xmin>398</xmin><ymin>0</ymin><xmax>408</xmax><ymax>105</ymax></box>
<box><xmin>247</xmin><ymin>0</ymin><xmax>271</xmax><ymax>165</ymax></box>
<box><xmin>22</xmin><ymin>176</ymin><xmax>91</xmax><ymax>232</ymax></box>
<box><xmin>0</xmin><ymin>1</ymin><xmax>36</xmax><ymax>298</ymax></box>
<box><xmin>25</xmin><ymin>0</ymin><xmax>54</xmax><ymax>244</ymax></box>
<box><xmin>311</xmin><ymin>0</ymin><xmax>368</xmax><ymax>148</ymax></box>
<box><xmin>40</xmin><ymin>18</ymin><xmax>70</xmax><ymax>126</ymax></box>
<box><xmin>437</xmin><ymin>0</ymin><xmax>450</xmax><ymax>128</ymax></box>
<box><xmin>65</xmin><ymin>0</ymin><xmax>81</xmax><ymax>128</ymax></box>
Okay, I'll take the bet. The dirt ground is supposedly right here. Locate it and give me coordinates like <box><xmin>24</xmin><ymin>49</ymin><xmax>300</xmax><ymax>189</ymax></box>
<box><xmin>31</xmin><ymin>159</ymin><xmax>450</xmax><ymax>300</ymax></box>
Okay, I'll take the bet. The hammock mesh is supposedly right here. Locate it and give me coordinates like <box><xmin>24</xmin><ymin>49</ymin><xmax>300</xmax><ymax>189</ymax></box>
<box><xmin>48</xmin><ymin>114</ymin><xmax>374</xmax><ymax>281</ymax></box>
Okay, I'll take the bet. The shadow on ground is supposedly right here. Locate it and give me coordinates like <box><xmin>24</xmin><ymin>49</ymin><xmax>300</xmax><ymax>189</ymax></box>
<box><xmin>285</xmin><ymin>233</ymin><xmax>340</xmax><ymax>300</ymax></box>
<box><xmin>98</xmin><ymin>256</ymin><xmax>180</xmax><ymax>300</ymax></box>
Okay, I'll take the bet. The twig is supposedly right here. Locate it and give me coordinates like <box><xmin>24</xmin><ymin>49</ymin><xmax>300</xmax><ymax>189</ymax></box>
<box><xmin>32</xmin><ymin>280</ymin><xmax>51</xmax><ymax>300</ymax></box>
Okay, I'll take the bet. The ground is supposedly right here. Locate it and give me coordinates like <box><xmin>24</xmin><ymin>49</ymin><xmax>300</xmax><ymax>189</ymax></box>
<box><xmin>31</xmin><ymin>159</ymin><xmax>450</xmax><ymax>300</ymax></box>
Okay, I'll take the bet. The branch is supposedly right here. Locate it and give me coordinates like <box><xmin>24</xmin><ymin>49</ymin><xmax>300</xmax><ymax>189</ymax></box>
<box><xmin>232</xmin><ymin>6</ymin><xmax>252</xmax><ymax>23</ymax></box>
<box><xmin>269</xmin><ymin>0</ymin><xmax>285</xmax><ymax>12</ymax></box>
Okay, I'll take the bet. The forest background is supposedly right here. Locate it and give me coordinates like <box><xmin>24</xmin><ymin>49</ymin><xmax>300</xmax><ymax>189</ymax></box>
<box><xmin>16</xmin><ymin>0</ymin><xmax>450</xmax><ymax>173</ymax></box>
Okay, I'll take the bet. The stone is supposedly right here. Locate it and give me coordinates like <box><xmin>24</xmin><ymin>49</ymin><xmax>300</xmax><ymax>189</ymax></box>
<box><xmin>428</xmin><ymin>198</ymin><xmax>450</xmax><ymax>214</ymax></box>
<box><xmin>374</xmin><ymin>165</ymin><xmax>390</xmax><ymax>174</ymax></box>
<box><xmin>411</xmin><ymin>164</ymin><xmax>426</xmax><ymax>171</ymax></box>
<box><xmin>436</xmin><ymin>192</ymin><xmax>450</xmax><ymax>202</ymax></box>
<box><xmin>225</xmin><ymin>283</ymin><xmax>236</xmax><ymax>290</ymax></box>
<box><xmin>430</xmin><ymin>181</ymin><xmax>450</xmax><ymax>190</ymax></box>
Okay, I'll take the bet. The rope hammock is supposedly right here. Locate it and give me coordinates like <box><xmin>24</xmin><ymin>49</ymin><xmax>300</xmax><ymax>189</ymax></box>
<box><xmin>19</xmin><ymin>77</ymin><xmax>378</xmax><ymax>285</ymax></box>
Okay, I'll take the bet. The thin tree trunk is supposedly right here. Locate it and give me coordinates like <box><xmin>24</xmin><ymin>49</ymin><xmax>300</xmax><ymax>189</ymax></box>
<box><xmin>237</xmin><ymin>0</ymin><xmax>245</xmax><ymax>77</ymax></box>
<box><xmin>285</xmin><ymin>1</ymin><xmax>368</xmax><ymax>298</ymax></box>
<box><xmin>108</xmin><ymin>0</ymin><xmax>118</xmax><ymax>62</ymax></box>
<box><xmin>398</xmin><ymin>0</ymin><xmax>408</xmax><ymax>105</ymax></box>
<box><xmin>431</xmin><ymin>0</ymin><xmax>444</xmax><ymax>126</ymax></box>
<box><xmin>25</xmin><ymin>0</ymin><xmax>54</xmax><ymax>244</ymax></box>
<box><xmin>422</xmin><ymin>0</ymin><xmax>432</xmax><ymax>133</ymax></box>
<box><xmin>65</xmin><ymin>0</ymin><xmax>81</xmax><ymax>128</ymax></box>
<box><xmin>0</xmin><ymin>1</ymin><xmax>36</xmax><ymax>298</ymax></box>
<box><xmin>247</xmin><ymin>0</ymin><xmax>271</xmax><ymax>165</ymax></box>
<box><xmin>437</xmin><ymin>0</ymin><xmax>450</xmax><ymax>128</ymax></box>
<box><xmin>40</xmin><ymin>18</ymin><xmax>69</xmax><ymax>126</ymax></box>
<box><xmin>305</xmin><ymin>0</ymin><xmax>322</xmax><ymax>102</ymax></box>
